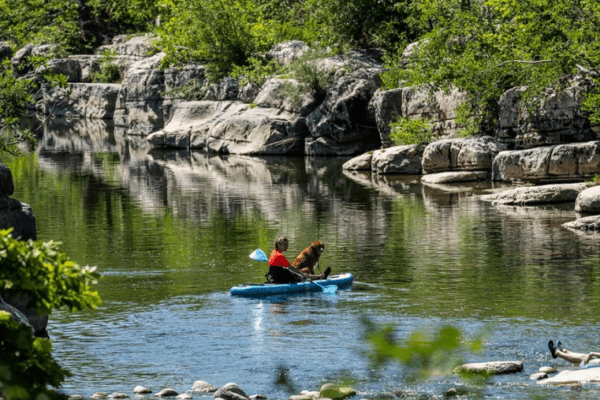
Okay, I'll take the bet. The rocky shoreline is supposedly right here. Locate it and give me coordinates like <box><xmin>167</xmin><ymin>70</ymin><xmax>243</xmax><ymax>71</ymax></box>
<box><xmin>2</xmin><ymin>35</ymin><xmax>599</xmax><ymax>235</ymax></box>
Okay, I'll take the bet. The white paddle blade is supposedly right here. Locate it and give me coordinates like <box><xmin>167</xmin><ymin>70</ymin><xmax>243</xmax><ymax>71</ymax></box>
<box><xmin>249</xmin><ymin>249</ymin><xmax>269</xmax><ymax>262</ymax></box>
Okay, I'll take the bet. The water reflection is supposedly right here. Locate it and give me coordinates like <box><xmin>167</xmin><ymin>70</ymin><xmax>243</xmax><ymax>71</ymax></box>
<box><xmin>4</xmin><ymin>117</ymin><xmax>600</xmax><ymax>399</ymax></box>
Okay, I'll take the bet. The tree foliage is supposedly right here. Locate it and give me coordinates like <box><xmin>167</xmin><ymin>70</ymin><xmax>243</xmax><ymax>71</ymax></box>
<box><xmin>0</xmin><ymin>229</ymin><xmax>101</xmax><ymax>400</ymax></box>
<box><xmin>382</xmin><ymin>0</ymin><xmax>600</xmax><ymax>124</ymax></box>
<box><xmin>0</xmin><ymin>312</ymin><xmax>70</xmax><ymax>400</ymax></box>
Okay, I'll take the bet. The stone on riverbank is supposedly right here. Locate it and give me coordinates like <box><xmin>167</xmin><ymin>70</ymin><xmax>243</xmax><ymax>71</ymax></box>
<box><xmin>480</xmin><ymin>183</ymin><xmax>589</xmax><ymax>205</ymax></box>
<box><xmin>574</xmin><ymin>185</ymin><xmax>600</xmax><ymax>213</ymax></box>
<box><xmin>192</xmin><ymin>380</ymin><xmax>217</xmax><ymax>393</ymax></box>
<box><xmin>109</xmin><ymin>393</ymin><xmax>129</xmax><ymax>398</ymax></box>
<box><xmin>371</xmin><ymin>145</ymin><xmax>424</xmax><ymax>174</ymax></box>
<box><xmin>421</xmin><ymin>171</ymin><xmax>488</xmax><ymax>184</ymax></box>
<box><xmin>530</xmin><ymin>373</ymin><xmax>548</xmax><ymax>380</ymax></box>
<box><xmin>176</xmin><ymin>394</ymin><xmax>192</xmax><ymax>399</ymax></box>
<box><xmin>492</xmin><ymin>141</ymin><xmax>600</xmax><ymax>182</ymax></box>
<box><xmin>453</xmin><ymin>361</ymin><xmax>524</xmax><ymax>375</ymax></box>
<box><xmin>422</xmin><ymin>136</ymin><xmax>498</xmax><ymax>174</ymax></box>
<box><xmin>147</xmin><ymin>100</ymin><xmax>306</xmax><ymax>155</ymax></box>
<box><xmin>91</xmin><ymin>393</ymin><xmax>107</xmax><ymax>399</ymax></box>
<box><xmin>342</xmin><ymin>153</ymin><xmax>373</xmax><ymax>171</ymax></box>
<box><xmin>213</xmin><ymin>383</ymin><xmax>250</xmax><ymax>400</ymax></box>
<box><xmin>134</xmin><ymin>387</ymin><xmax>152</xmax><ymax>394</ymax></box>
<box><xmin>563</xmin><ymin>215</ymin><xmax>600</xmax><ymax>233</ymax></box>
<box><xmin>319</xmin><ymin>383</ymin><xmax>356</xmax><ymax>400</ymax></box>
<box><xmin>538</xmin><ymin>367</ymin><xmax>600</xmax><ymax>385</ymax></box>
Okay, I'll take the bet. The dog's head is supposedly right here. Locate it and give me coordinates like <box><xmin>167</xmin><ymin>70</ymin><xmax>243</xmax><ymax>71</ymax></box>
<box><xmin>310</xmin><ymin>241</ymin><xmax>325</xmax><ymax>258</ymax></box>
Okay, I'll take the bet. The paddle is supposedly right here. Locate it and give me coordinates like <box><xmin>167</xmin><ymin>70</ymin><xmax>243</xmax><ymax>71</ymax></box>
<box><xmin>249</xmin><ymin>249</ymin><xmax>337</xmax><ymax>294</ymax></box>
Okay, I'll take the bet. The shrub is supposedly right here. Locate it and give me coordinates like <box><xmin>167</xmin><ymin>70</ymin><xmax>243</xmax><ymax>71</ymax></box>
<box><xmin>279</xmin><ymin>49</ymin><xmax>335</xmax><ymax>105</ymax></box>
<box><xmin>91</xmin><ymin>49</ymin><xmax>121</xmax><ymax>83</ymax></box>
<box><xmin>389</xmin><ymin>116</ymin><xmax>435</xmax><ymax>145</ymax></box>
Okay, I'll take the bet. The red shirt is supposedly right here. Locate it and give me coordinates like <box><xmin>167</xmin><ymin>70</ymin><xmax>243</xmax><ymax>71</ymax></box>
<box><xmin>269</xmin><ymin>249</ymin><xmax>291</xmax><ymax>268</ymax></box>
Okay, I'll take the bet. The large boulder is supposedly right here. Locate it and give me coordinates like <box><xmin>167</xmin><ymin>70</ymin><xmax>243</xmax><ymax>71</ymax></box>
<box><xmin>402</xmin><ymin>85</ymin><xmax>469</xmax><ymax>139</ymax></box>
<box><xmin>492</xmin><ymin>141</ymin><xmax>600</xmax><ymax>182</ymax></box>
<box><xmin>454</xmin><ymin>361</ymin><xmax>523</xmax><ymax>375</ymax></box>
<box><xmin>422</xmin><ymin>136</ymin><xmax>499</xmax><ymax>174</ymax></box>
<box><xmin>12</xmin><ymin>44</ymin><xmax>61</xmax><ymax>74</ymax></box>
<box><xmin>480</xmin><ymin>182</ymin><xmax>589</xmax><ymax>205</ymax></box>
<box><xmin>37</xmin><ymin>59</ymin><xmax>82</xmax><ymax>82</ymax></box>
<box><xmin>147</xmin><ymin>100</ymin><xmax>307</xmax><ymax>155</ymax></box>
<box><xmin>368</xmin><ymin>88</ymin><xmax>403</xmax><ymax>148</ymax></box>
<box><xmin>371</xmin><ymin>145</ymin><xmax>424</xmax><ymax>174</ymax></box>
<box><xmin>43</xmin><ymin>83</ymin><xmax>120</xmax><ymax>119</ymax></box>
<box><xmin>0</xmin><ymin>163</ymin><xmax>36</xmax><ymax>241</ymax></box>
<box><xmin>342</xmin><ymin>153</ymin><xmax>373</xmax><ymax>171</ymax></box>
<box><xmin>504</xmin><ymin>77</ymin><xmax>597</xmax><ymax>149</ymax></box>
<box><xmin>305</xmin><ymin>68</ymin><xmax>382</xmax><ymax>156</ymax></box>
<box><xmin>574</xmin><ymin>185</ymin><xmax>600</xmax><ymax>213</ymax></box>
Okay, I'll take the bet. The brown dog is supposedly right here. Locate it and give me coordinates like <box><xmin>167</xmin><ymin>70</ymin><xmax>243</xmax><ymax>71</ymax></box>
<box><xmin>292</xmin><ymin>241</ymin><xmax>325</xmax><ymax>275</ymax></box>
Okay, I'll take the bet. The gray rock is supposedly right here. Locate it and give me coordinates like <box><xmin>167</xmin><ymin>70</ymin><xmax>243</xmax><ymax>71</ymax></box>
<box><xmin>453</xmin><ymin>361</ymin><xmax>523</xmax><ymax>375</ymax></box>
<box><xmin>238</xmin><ymin>82</ymin><xmax>259</xmax><ymax>104</ymax></box>
<box><xmin>204</xmin><ymin>77</ymin><xmax>239</xmax><ymax>101</ymax></box>
<box><xmin>563</xmin><ymin>215</ymin><xmax>600</xmax><ymax>232</ymax></box>
<box><xmin>371</xmin><ymin>145</ymin><xmax>424</xmax><ymax>174</ymax></box>
<box><xmin>480</xmin><ymin>183</ymin><xmax>589</xmax><ymax>205</ymax></box>
<box><xmin>305</xmin><ymin>68</ymin><xmax>382</xmax><ymax>155</ymax></box>
<box><xmin>191</xmin><ymin>381</ymin><xmax>217</xmax><ymax>393</ymax></box>
<box><xmin>0</xmin><ymin>296</ymin><xmax>33</xmax><ymax>334</ymax></box>
<box><xmin>539</xmin><ymin>366</ymin><xmax>558</xmax><ymax>374</ymax></box>
<box><xmin>574</xmin><ymin>185</ymin><xmax>600</xmax><ymax>213</ymax></box>
<box><xmin>134</xmin><ymin>387</ymin><xmax>152</xmax><ymax>394</ymax></box>
<box><xmin>402</xmin><ymin>85</ymin><xmax>469</xmax><ymax>139</ymax></box>
<box><xmin>97</xmin><ymin>34</ymin><xmax>157</xmax><ymax>58</ymax></box>
<box><xmin>176</xmin><ymin>394</ymin><xmax>192</xmax><ymax>399</ymax></box>
<box><xmin>91</xmin><ymin>393</ymin><xmax>108</xmax><ymax>399</ymax></box>
<box><xmin>254</xmin><ymin>78</ymin><xmax>317</xmax><ymax>116</ymax></box>
<box><xmin>37</xmin><ymin>59</ymin><xmax>82</xmax><ymax>82</ymax></box>
<box><xmin>43</xmin><ymin>83</ymin><xmax>121</xmax><ymax>119</ymax></box>
<box><xmin>539</xmin><ymin>367</ymin><xmax>600</xmax><ymax>384</ymax></box>
<box><xmin>147</xmin><ymin>100</ymin><xmax>306</xmax><ymax>155</ymax></box>
<box><xmin>368</xmin><ymin>88</ymin><xmax>403</xmax><ymax>148</ymax></box>
<box><xmin>155</xmin><ymin>389</ymin><xmax>178</xmax><ymax>397</ymax></box>
<box><xmin>269</xmin><ymin>41</ymin><xmax>309</xmax><ymax>66</ymax></box>
<box><xmin>342</xmin><ymin>153</ymin><xmax>373</xmax><ymax>171</ymax></box>
<box><xmin>493</xmin><ymin>141</ymin><xmax>600</xmax><ymax>182</ymax></box>
<box><xmin>422</xmin><ymin>136</ymin><xmax>498</xmax><ymax>173</ymax></box>
<box><xmin>109</xmin><ymin>393</ymin><xmax>130</xmax><ymax>399</ymax></box>
<box><xmin>213</xmin><ymin>383</ymin><xmax>249</xmax><ymax>400</ymax></box>
<box><xmin>0</xmin><ymin>163</ymin><xmax>14</xmax><ymax>196</ymax></box>
<box><xmin>12</xmin><ymin>44</ymin><xmax>61</xmax><ymax>74</ymax></box>
<box><xmin>421</xmin><ymin>171</ymin><xmax>488</xmax><ymax>184</ymax></box>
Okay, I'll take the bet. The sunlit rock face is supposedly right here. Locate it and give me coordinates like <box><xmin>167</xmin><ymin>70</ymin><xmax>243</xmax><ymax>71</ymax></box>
<box><xmin>43</xmin><ymin>83</ymin><xmax>121</xmax><ymax>119</ymax></box>
<box><xmin>574</xmin><ymin>185</ymin><xmax>600</xmax><ymax>213</ymax></box>
<box><xmin>492</xmin><ymin>141</ymin><xmax>600</xmax><ymax>182</ymax></box>
<box><xmin>497</xmin><ymin>78</ymin><xmax>599</xmax><ymax>149</ymax></box>
<box><xmin>422</xmin><ymin>136</ymin><xmax>499</xmax><ymax>174</ymax></box>
<box><xmin>480</xmin><ymin>182</ymin><xmax>590</xmax><ymax>205</ymax></box>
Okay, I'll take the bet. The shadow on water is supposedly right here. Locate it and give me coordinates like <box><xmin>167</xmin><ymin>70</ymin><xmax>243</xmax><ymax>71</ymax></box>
<box><xmin>3</xmin><ymin>117</ymin><xmax>600</xmax><ymax>399</ymax></box>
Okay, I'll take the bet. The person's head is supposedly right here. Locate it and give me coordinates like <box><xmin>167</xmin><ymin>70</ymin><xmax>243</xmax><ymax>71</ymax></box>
<box><xmin>275</xmin><ymin>236</ymin><xmax>289</xmax><ymax>252</ymax></box>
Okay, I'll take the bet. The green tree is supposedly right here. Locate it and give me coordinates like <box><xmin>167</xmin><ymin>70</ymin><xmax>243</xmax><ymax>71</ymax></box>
<box><xmin>382</xmin><ymin>0</ymin><xmax>600</xmax><ymax>129</ymax></box>
<box><xmin>0</xmin><ymin>228</ymin><xmax>102</xmax><ymax>400</ymax></box>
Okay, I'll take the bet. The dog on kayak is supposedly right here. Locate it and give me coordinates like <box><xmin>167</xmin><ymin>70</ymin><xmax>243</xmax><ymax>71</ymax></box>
<box><xmin>293</xmin><ymin>240</ymin><xmax>326</xmax><ymax>275</ymax></box>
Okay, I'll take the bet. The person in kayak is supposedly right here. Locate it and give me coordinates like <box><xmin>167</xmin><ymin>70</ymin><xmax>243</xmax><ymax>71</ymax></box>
<box><xmin>548</xmin><ymin>340</ymin><xmax>600</xmax><ymax>365</ymax></box>
<box><xmin>268</xmin><ymin>236</ymin><xmax>330</xmax><ymax>283</ymax></box>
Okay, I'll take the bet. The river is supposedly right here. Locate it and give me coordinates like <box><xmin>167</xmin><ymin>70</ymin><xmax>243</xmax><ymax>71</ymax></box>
<box><xmin>3</xmin><ymin>117</ymin><xmax>600</xmax><ymax>399</ymax></box>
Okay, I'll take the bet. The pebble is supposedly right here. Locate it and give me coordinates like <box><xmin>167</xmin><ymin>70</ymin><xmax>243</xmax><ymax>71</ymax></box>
<box><xmin>539</xmin><ymin>366</ymin><xmax>558</xmax><ymax>374</ymax></box>
<box><xmin>134</xmin><ymin>387</ymin><xmax>153</xmax><ymax>394</ymax></box>
<box><xmin>91</xmin><ymin>393</ymin><xmax>108</xmax><ymax>399</ymax></box>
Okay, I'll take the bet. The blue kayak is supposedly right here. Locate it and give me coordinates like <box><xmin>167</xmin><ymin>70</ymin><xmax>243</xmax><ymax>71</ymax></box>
<box><xmin>230</xmin><ymin>273</ymin><xmax>354</xmax><ymax>297</ymax></box>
